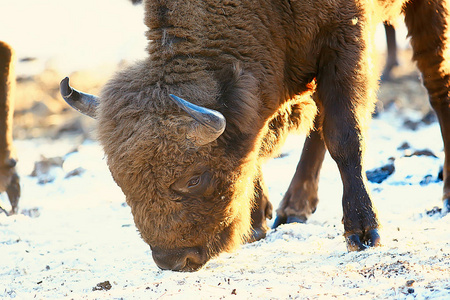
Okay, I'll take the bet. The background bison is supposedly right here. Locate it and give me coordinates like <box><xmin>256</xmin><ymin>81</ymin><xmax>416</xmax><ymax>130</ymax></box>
<box><xmin>0</xmin><ymin>41</ymin><xmax>20</xmax><ymax>215</ymax></box>
<box><xmin>60</xmin><ymin>0</ymin><xmax>450</xmax><ymax>272</ymax></box>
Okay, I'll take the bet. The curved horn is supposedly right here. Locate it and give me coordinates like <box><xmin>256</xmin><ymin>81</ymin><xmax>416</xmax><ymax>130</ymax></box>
<box><xmin>169</xmin><ymin>94</ymin><xmax>226</xmax><ymax>145</ymax></box>
<box><xmin>60</xmin><ymin>77</ymin><xmax>99</xmax><ymax>118</ymax></box>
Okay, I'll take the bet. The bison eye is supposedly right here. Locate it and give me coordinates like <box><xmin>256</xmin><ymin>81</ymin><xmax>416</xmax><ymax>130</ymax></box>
<box><xmin>187</xmin><ymin>175</ymin><xmax>201</xmax><ymax>188</ymax></box>
<box><xmin>171</xmin><ymin>171</ymin><xmax>212</xmax><ymax>196</ymax></box>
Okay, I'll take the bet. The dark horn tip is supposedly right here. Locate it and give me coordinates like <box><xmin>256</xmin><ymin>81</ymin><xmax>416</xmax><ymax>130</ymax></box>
<box><xmin>60</xmin><ymin>77</ymin><xmax>73</xmax><ymax>98</ymax></box>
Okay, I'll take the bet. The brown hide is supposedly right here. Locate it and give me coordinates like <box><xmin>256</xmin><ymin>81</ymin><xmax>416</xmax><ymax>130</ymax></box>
<box><xmin>276</xmin><ymin>0</ymin><xmax>450</xmax><ymax>241</ymax></box>
<box><xmin>0</xmin><ymin>41</ymin><xmax>20</xmax><ymax>215</ymax></box>
<box><xmin>98</xmin><ymin>1</ymin><xmax>320</xmax><ymax>271</ymax></box>
<box><xmin>63</xmin><ymin>0</ymin><xmax>450</xmax><ymax>271</ymax></box>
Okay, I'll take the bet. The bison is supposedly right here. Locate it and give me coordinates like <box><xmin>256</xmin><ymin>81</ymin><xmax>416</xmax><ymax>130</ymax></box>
<box><xmin>0</xmin><ymin>41</ymin><xmax>20</xmax><ymax>215</ymax></box>
<box><xmin>60</xmin><ymin>0</ymin><xmax>450</xmax><ymax>271</ymax></box>
<box><xmin>381</xmin><ymin>23</ymin><xmax>399</xmax><ymax>81</ymax></box>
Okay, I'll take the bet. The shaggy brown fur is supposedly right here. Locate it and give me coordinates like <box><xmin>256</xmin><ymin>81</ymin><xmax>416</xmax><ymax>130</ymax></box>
<box><xmin>66</xmin><ymin>0</ymin><xmax>450</xmax><ymax>271</ymax></box>
<box><xmin>0</xmin><ymin>41</ymin><xmax>20</xmax><ymax>215</ymax></box>
<box><xmin>275</xmin><ymin>0</ymin><xmax>450</xmax><ymax>233</ymax></box>
<box><xmin>98</xmin><ymin>0</ymin><xmax>319</xmax><ymax>271</ymax></box>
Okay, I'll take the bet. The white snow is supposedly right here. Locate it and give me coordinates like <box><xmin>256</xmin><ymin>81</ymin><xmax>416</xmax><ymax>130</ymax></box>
<box><xmin>1</xmin><ymin>1</ymin><xmax>449</xmax><ymax>299</ymax></box>
<box><xmin>1</xmin><ymin>109</ymin><xmax>449</xmax><ymax>299</ymax></box>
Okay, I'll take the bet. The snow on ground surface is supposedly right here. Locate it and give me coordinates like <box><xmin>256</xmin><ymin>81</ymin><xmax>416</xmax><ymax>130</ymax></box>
<box><xmin>1</xmin><ymin>106</ymin><xmax>449</xmax><ymax>299</ymax></box>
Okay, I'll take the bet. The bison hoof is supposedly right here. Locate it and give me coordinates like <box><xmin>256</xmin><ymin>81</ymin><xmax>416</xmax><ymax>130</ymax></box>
<box><xmin>443</xmin><ymin>199</ymin><xmax>450</xmax><ymax>215</ymax></box>
<box><xmin>272</xmin><ymin>215</ymin><xmax>307</xmax><ymax>228</ymax></box>
<box><xmin>346</xmin><ymin>229</ymin><xmax>380</xmax><ymax>251</ymax></box>
<box><xmin>425</xmin><ymin>199</ymin><xmax>450</xmax><ymax>217</ymax></box>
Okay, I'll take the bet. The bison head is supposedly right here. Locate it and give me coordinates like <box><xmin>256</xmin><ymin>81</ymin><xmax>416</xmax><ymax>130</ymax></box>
<box><xmin>60</xmin><ymin>68</ymin><xmax>261</xmax><ymax>271</ymax></box>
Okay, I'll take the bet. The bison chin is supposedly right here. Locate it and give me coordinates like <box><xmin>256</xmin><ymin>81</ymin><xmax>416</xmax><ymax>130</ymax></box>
<box><xmin>151</xmin><ymin>245</ymin><xmax>209</xmax><ymax>272</ymax></box>
<box><xmin>148</xmin><ymin>220</ymin><xmax>248</xmax><ymax>272</ymax></box>
<box><xmin>150</xmin><ymin>228</ymin><xmax>236</xmax><ymax>272</ymax></box>
<box><xmin>141</xmin><ymin>196</ymin><xmax>252</xmax><ymax>272</ymax></box>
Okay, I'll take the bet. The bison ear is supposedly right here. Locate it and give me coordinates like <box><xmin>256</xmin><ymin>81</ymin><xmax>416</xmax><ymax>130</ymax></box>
<box><xmin>60</xmin><ymin>77</ymin><xmax>99</xmax><ymax>119</ymax></box>
<box><xmin>169</xmin><ymin>94</ymin><xmax>226</xmax><ymax>146</ymax></box>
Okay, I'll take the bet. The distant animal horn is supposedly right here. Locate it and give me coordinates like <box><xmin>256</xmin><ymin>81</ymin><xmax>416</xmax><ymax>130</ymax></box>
<box><xmin>169</xmin><ymin>94</ymin><xmax>226</xmax><ymax>145</ymax></box>
<box><xmin>60</xmin><ymin>77</ymin><xmax>99</xmax><ymax>118</ymax></box>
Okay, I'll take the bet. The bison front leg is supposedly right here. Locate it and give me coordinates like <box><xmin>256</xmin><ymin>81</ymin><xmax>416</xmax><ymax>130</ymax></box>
<box><xmin>247</xmin><ymin>167</ymin><xmax>273</xmax><ymax>243</ymax></box>
<box><xmin>316</xmin><ymin>32</ymin><xmax>380</xmax><ymax>250</ymax></box>
<box><xmin>322</xmin><ymin>112</ymin><xmax>379</xmax><ymax>250</ymax></box>
<box><xmin>380</xmin><ymin>23</ymin><xmax>398</xmax><ymax>82</ymax></box>
<box><xmin>0</xmin><ymin>164</ymin><xmax>20</xmax><ymax>215</ymax></box>
<box><xmin>6</xmin><ymin>171</ymin><xmax>20</xmax><ymax>214</ymax></box>
<box><xmin>273</xmin><ymin>126</ymin><xmax>326</xmax><ymax>227</ymax></box>
<box><xmin>0</xmin><ymin>41</ymin><xmax>20</xmax><ymax>215</ymax></box>
<box><xmin>404</xmin><ymin>0</ymin><xmax>450</xmax><ymax>214</ymax></box>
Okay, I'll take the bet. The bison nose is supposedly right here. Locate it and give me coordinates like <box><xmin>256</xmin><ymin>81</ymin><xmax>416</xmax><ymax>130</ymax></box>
<box><xmin>151</xmin><ymin>246</ymin><xmax>208</xmax><ymax>272</ymax></box>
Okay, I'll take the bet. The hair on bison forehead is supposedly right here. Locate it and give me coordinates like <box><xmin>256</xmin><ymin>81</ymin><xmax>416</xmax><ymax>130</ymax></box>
<box><xmin>61</xmin><ymin>0</ymin><xmax>450</xmax><ymax>272</ymax></box>
<box><xmin>95</xmin><ymin>60</ymin><xmax>315</xmax><ymax>271</ymax></box>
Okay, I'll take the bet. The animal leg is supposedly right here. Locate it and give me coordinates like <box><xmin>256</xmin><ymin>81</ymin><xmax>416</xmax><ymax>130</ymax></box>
<box><xmin>321</xmin><ymin>105</ymin><xmax>380</xmax><ymax>250</ymax></box>
<box><xmin>247</xmin><ymin>168</ymin><xmax>273</xmax><ymax>242</ymax></box>
<box><xmin>6</xmin><ymin>171</ymin><xmax>20</xmax><ymax>214</ymax></box>
<box><xmin>321</xmin><ymin>107</ymin><xmax>379</xmax><ymax>250</ymax></box>
<box><xmin>0</xmin><ymin>41</ymin><xmax>20</xmax><ymax>215</ymax></box>
<box><xmin>315</xmin><ymin>22</ymin><xmax>380</xmax><ymax>250</ymax></box>
<box><xmin>273</xmin><ymin>126</ymin><xmax>326</xmax><ymax>228</ymax></box>
<box><xmin>404</xmin><ymin>0</ymin><xmax>450</xmax><ymax>213</ymax></box>
<box><xmin>381</xmin><ymin>23</ymin><xmax>399</xmax><ymax>82</ymax></box>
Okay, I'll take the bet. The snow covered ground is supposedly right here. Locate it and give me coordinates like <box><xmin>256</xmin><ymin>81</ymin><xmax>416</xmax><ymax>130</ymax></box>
<box><xmin>1</xmin><ymin>106</ymin><xmax>449</xmax><ymax>299</ymax></box>
<box><xmin>1</xmin><ymin>0</ymin><xmax>449</xmax><ymax>299</ymax></box>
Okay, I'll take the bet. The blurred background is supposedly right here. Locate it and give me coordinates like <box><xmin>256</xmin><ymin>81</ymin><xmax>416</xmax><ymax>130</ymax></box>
<box><xmin>0</xmin><ymin>0</ymin><xmax>431</xmax><ymax>141</ymax></box>
<box><xmin>0</xmin><ymin>0</ymin><xmax>147</xmax><ymax>140</ymax></box>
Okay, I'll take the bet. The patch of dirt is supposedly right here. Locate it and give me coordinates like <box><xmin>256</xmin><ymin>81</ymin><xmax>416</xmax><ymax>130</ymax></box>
<box><xmin>92</xmin><ymin>281</ymin><xmax>112</xmax><ymax>291</ymax></box>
